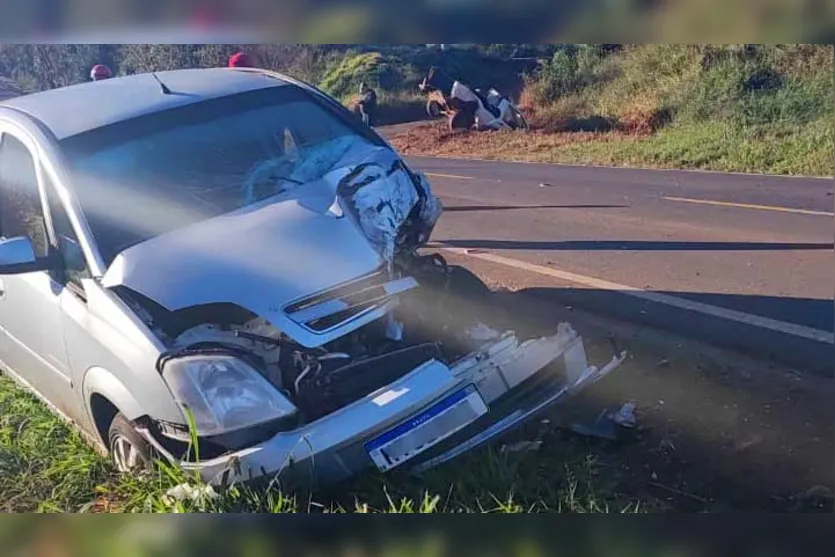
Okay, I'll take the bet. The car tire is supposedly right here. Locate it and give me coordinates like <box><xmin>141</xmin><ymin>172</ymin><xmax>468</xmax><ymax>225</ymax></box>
<box><xmin>447</xmin><ymin>265</ymin><xmax>491</xmax><ymax>302</ymax></box>
<box><xmin>108</xmin><ymin>413</ymin><xmax>154</xmax><ymax>474</ymax></box>
<box><xmin>446</xmin><ymin>265</ymin><xmax>511</xmax><ymax>331</ymax></box>
<box><xmin>510</xmin><ymin>106</ymin><xmax>530</xmax><ymax>131</ymax></box>
<box><xmin>449</xmin><ymin>110</ymin><xmax>474</xmax><ymax>131</ymax></box>
<box><xmin>427</xmin><ymin>99</ymin><xmax>443</xmax><ymax>118</ymax></box>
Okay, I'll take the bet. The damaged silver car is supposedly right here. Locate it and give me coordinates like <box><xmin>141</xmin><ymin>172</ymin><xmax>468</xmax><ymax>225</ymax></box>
<box><xmin>0</xmin><ymin>68</ymin><xmax>625</xmax><ymax>486</ymax></box>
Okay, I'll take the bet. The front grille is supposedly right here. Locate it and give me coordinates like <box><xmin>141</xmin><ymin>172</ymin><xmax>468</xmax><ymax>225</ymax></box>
<box><xmin>284</xmin><ymin>270</ymin><xmax>418</xmax><ymax>333</ymax></box>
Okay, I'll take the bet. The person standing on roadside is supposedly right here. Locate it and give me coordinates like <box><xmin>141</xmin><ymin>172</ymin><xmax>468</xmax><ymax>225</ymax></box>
<box><xmin>357</xmin><ymin>82</ymin><xmax>377</xmax><ymax>127</ymax></box>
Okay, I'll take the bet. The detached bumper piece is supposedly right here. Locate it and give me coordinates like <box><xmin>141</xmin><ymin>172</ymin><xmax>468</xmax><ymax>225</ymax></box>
<box><xmin>143</xmin><ymin>323</ymin><xmax>626</xmax><ymax>487</ymax></box>
<box><xmin>413</xmin><ymin>336</ymin><xmax>626</xmax><ymax>473</ymax></box>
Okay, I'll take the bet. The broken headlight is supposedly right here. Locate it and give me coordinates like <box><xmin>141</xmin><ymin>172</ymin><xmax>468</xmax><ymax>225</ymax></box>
<box><xmin>161</xmin><ymin>355</ymin><xmax>298</xmax><ymax>436</ymax></box>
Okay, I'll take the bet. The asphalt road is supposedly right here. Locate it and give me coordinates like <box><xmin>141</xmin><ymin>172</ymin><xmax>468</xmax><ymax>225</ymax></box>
<box><xmin>405</xmin><ymin>155</ymin><xmax>834</xmax><ymax>374</ymax></box>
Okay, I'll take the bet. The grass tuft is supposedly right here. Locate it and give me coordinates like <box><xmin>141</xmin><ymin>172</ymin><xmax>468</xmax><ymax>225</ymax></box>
<box><xmin>0</xmin><ymin>374</ymin><xmax>644</xmax><ymax>513</ymax></box>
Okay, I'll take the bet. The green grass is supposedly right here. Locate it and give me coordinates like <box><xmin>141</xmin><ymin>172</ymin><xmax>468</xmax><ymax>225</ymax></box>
<box><xmin>538</xmin><ymin>118</ymin><xmax>835</xmax><ymax>176</ymax></box>
<box><xmin>0</xmin><ymin>375</ymin><xmax>112</xmax><ymax>512</ymax></box>
<box><xmin>0</xmin><ymin>374</ymin><xmax>644</xmax><ymax>513</ymax></box>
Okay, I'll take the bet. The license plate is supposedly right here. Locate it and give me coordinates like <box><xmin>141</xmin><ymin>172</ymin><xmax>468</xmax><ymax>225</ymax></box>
<box><xmin>365</xmin><ymin>384</ymin><xmax>488</xmax><ymax>472</ymax></box>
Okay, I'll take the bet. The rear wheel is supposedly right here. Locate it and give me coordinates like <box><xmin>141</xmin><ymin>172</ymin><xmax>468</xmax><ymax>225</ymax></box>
<box><xmin>108</xmin><ymin>413</ymin><xmax>154</xmax><ymax>474</ymax></box>
<box><xmin>508</xmin><ymin>106</ymin><xmax>530</xmax><ymax>130</ymax></box>
<box><xmin>427</xmin><ymin>99</ymin><xmax>443</xmax><ymax>118</ymax></box>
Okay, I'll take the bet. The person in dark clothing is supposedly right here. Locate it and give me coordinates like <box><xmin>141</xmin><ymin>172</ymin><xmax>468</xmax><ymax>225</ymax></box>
<box><xmin>357</xmin><ymin>82</ymin><xmax>377</xmax><ymax>127</ymax></box>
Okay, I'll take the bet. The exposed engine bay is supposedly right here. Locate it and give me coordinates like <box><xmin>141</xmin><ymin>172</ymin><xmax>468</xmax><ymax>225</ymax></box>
<box><xmin>121</xmin><ymin>252</ymin><xmax>503</xmax><ymax>426</ymax></box>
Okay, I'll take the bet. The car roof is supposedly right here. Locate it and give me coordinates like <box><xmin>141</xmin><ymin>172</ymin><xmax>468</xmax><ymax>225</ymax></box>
<box><xmin>0</xmin><ymin>68</ymin><xmax>292</xmax><ymax>140</ymax></box>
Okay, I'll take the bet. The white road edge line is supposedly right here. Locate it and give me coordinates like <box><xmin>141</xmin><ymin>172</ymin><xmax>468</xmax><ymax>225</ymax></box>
<box><xmin>664</xmin><ymin>196</ymin><xmax>835</xmax><ymax>217</ymax></box>
<box><xmin>437</xmin><ymin>245</ymin><xmax>835</xmax><ymax>345</ymax></box>
<box><xmin>408</xmin><ymin>154</ymin><xmax>834</xmax><ymax>181</ymax></box>
<box><xmin>425</xmin><ymin>172</ymin><xmax>476</xmax><ymax>180</ymax></box>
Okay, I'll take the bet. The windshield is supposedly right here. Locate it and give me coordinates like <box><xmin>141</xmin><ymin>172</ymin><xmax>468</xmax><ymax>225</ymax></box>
<box><xmin>60</xmin><ymin>86</ymin><xmax>381</xmax><ymax>265</ymax></box>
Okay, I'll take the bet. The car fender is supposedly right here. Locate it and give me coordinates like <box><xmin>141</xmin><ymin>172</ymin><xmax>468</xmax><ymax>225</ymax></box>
<box><xmin>82</xmin><ymin>365</ymin><xmax>146</xmax><ymax>422</ymax></box>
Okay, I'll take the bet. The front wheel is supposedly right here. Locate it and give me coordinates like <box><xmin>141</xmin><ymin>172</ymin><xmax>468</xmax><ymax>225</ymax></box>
<box><xmin>508</xmin><ymin>106</ymin><xmax>530</xmax><ymax>131</ymax></box>
<box><xmin>108</xmin><ymin>413</ymin><xmax>154</xmax><ymax>474</ymax></box>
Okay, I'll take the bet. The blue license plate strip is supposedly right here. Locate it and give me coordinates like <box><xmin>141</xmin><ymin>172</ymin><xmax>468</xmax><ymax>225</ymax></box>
<box><xmin>365</xmin><ymin>384</ymin><xmax>487</xmax><ymax>472</ymax></box>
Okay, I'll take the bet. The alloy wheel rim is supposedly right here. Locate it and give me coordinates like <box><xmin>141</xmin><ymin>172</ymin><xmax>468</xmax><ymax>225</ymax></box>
<box><xmin>111</xmin><ymin>434</ymin><xmax>142</xmax><ymax>472</ymax></box>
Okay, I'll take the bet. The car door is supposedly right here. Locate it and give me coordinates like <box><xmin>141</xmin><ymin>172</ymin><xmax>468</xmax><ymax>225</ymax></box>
<box><xmin>0</xmin><ymin>130</ymin><xmax>75</xmax><ymax>409</ymax></box>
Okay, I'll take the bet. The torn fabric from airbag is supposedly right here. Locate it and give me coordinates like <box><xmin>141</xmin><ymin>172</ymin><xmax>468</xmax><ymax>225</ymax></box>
<box><xmin>329</xmin><ymin>144</ymin><xmax>439</xmax><ymax>263</ymax></box>
<box><xmin>339</xmin><ymin>156</ymin><xmax>418</xmax><ymax>262</ymax></box>
<box><xmin>275</xmin><ymin>135</ymin><xmax>442</xmax><ymax>264</ymax></box>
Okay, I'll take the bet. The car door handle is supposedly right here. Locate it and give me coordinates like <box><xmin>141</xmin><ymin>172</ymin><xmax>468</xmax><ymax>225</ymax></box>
<box><xmin>0</xmin><ymin>279</ymin><xmax>5</xmax><ymax>299</ymax></box>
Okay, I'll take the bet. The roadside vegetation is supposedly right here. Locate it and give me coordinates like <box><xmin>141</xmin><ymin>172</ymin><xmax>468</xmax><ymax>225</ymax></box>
<box><xmin>391</xmin><ymin>44</ymin><xmax>834</xmax><ymax>177</ymax></box>
<box><xmin>4</xmin><ymin>44</ymin><xmax>826</xmax><ymax>175</ymax></box>
<box><xmin>0</xmin><ymin>374</ymin><xmax>644</xmax><ymax>513</ymax></box>
<box><xmin>0</xmin><ymin>44</ymin><xmax>532</xmax><ymax>127</ymax></box>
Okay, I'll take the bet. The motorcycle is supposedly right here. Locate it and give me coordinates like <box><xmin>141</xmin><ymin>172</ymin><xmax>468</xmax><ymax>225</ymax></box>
<box><xmin>419</xmin><ymin>67</ymin><xmax>529</xmax><ymax>132</ymax></box>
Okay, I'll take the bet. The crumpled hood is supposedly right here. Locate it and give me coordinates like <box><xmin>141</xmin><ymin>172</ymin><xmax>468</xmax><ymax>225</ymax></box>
<box><xmin>101</xmin><ymin>142</ymin><xmax>442</xmax><ymax>347</ymax></box>
<box><xmin>102</xmin><ymin>194</ymin><xmax>384</xmax><ymax>345</ymax></box>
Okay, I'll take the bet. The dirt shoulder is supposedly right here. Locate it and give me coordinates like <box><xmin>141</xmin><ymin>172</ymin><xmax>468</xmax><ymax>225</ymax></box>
<box><xmin>381</xmin><ymin>121</ymin><xmax>833</xmax><ymax>178</ymax></box>
<box><xmin>433</xmin><ymin>249</ymin><xmax>834</xmax><ymax>512</ymax></box>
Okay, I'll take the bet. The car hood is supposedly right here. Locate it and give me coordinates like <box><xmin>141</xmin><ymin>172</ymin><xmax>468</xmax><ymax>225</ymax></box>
<box><xmin>100</xmin><ymin>142</ymin><xmax>442</xmax><ymax>347</ymax></box>
<box><xmin>102</xmin><ymin>192</ymin><xmax>388</xmax><ymax>347</ymax></box>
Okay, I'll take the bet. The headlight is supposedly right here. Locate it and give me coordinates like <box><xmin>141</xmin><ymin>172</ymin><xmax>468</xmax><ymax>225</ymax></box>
<box><xmin>161</xmin><ymin>355</ymin><xmax>298</xmax><ymax>436</ymax></box>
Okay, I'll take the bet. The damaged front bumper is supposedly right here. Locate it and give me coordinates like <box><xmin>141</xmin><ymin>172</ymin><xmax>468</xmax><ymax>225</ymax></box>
<box><xmin>140</xmin><ymin>323</ymin><xmax>626</xmax><ymax>487</ymax></box>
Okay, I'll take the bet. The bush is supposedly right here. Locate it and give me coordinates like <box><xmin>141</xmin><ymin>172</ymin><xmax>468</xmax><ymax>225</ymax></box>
<box><xmin>681</xmin><ymin>56</ymin><xmax>748</xmax><ymax>122</ymax></box>
<box><xmin>533</xmin><ymin>50</ymin><xmax>581</xmax><ymax>102</ymax></box>
<box><xmin>682</xmin><ymin>46</ymin><xmax>835</xmax><ymax>130</ymax></box>
<box><xmin>319</xmin><ymin>51</ymin><xmax>417</xmax><ymax>100</ymax></box>
<box><xmin>739</xmin><ymin>73</ymin><xmax>834</xmax><ymax>128</ymax></box>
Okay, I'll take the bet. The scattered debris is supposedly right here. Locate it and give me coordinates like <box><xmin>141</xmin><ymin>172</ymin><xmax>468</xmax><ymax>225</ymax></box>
<box><xmin>648</xmin><ymin>481</ymin><xmax>709</xmax><ymax>504</ymax></box>
<box><xmin>163</xmin><ymin>483</ymin><xmax>219</xmax><ymax>506</ymax></box>
<box><xmin>569</xmin><ymin>402</ymin><xmax>639</xmax><ymax>440</ymax></box>
<box><xmin>659</xmin><ymin>438</ymin><xmax>677</xmax><ymax>453</ymax></box>
<box><xmin>657</xmin><ymin>358</ymin><xmax>670</xmax><ymax>368</ymax></box>
<box><xmin>734</xmin><ymin>435</ymin><xmax>763</xmax><ymax>452</ymax></box>
<box><xmin>465</xmin><ymin>322</ymin><xmax>502</xmax><ymax>343</ymax></box>
<box><xmin>611</xmin><ymin>402</ymin><xmax>638</xmax><ymax>429</ymax></box>
<box><xmin>501</xmin><ymin>440</ymin><xmax>543</xmax><ymax>454</ymax></box>
<box><xmin>791</xmin><ymin>485</ymin><xmax>834</xmax><ymax>512</ymax></box>
<box><xmin>570</xmin><ymin>409</ymin><xmax>617</xmax><ymax>440</ymax></box>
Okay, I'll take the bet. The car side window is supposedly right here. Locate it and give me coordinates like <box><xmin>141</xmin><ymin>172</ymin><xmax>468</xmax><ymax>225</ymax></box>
<box><xmin>43</xmin><ymin>170</ymin><xmax>91</xmax><ymax>287</ymax></box>
<box><xmin>0</xmin><ymin>133</ymin><xmax>49</xmax><ymax>258</ymax></box>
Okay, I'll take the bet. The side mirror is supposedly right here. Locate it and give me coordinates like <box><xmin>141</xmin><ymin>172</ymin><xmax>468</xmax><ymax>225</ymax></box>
<box><xmin>0</xmin><ymin>236</ymin><xmax>50</xmax><ymax>275</ymax></box>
